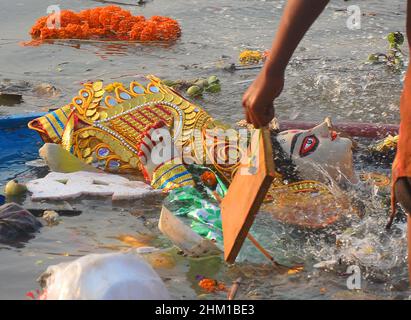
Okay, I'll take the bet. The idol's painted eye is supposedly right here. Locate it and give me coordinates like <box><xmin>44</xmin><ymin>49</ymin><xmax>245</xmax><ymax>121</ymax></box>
<box><xmin>299</xmin><ymin>135</ymin><xmax>319</xmax><ymax>157</ymax></box>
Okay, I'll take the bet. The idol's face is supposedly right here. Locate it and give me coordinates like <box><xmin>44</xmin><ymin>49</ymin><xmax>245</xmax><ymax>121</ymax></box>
<box><xmin>276</xmin><ymin>120</ymin><xmax>356</xmax><ymax>183</ymax></box>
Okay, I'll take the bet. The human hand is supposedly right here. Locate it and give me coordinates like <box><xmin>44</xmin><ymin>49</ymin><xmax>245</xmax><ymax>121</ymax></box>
<box><xmin>242</xmin><ymin>69</ymin><xmax>284</xmax><ymax>128</ymax></box>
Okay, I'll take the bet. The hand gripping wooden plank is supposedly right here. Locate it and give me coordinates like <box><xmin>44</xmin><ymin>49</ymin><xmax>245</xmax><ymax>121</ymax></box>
<box><xmin>221</xmin><ymin>128</ymin><xmax>276</xmax><ymax>263</ymax></box>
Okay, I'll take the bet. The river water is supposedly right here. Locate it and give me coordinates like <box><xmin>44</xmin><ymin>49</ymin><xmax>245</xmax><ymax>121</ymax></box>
<box><xmin>0</xmin><ymin>0</ymin><xmax>410</xmax><ymax>300</ymax></box>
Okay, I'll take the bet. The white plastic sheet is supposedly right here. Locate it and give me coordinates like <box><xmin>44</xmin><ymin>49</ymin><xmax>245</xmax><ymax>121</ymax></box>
<box><xmin>40</xmin><ymin>252</ymin><xmax>170</xmax><ymax>300</ymax></box>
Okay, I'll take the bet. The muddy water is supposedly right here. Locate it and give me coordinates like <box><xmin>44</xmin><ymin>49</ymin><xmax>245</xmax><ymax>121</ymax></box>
<box><xmin>0</xmin><ymin>0</ymin><xmax>410</xmax><ymax>299</ymax></box>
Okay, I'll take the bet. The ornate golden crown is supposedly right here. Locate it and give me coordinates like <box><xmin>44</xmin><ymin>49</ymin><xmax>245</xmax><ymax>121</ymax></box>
<box><xmin>29</xmin><ymin>75</ymin><xmax>215</xmax><ymax>174</ymax></box>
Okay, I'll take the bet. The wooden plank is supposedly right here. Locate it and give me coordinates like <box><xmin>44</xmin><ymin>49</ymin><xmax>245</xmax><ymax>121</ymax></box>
<box><xmin>221</xmin><ymin>128</ymin><xmax>276</xmax><ymax>263</ymax></box>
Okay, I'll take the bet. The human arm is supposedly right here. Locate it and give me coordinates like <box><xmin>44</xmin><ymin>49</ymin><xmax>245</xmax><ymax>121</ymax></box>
<box><xmin>242</xmin><ymin>0</ymin><xmax>330</xmax><ymax>128</ymax></box>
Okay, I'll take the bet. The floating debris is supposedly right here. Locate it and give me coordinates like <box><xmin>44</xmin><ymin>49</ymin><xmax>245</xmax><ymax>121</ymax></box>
<box><xmin>370</xmin><ymin>135</ymin><xmax>398</xmax><ymax>153</ymax></box>
<box><xmin>37</xmin><ymin>252</ymin><xmax>170</xmax><ymax>299</ymax></box>
<box><xmin>0</xmin><ymin>79</ymin><xmax>60</xmax><ymax>105</ymax></box>
<box><xmin>26</xmin><ymin>171</ymin><xmax>159</xmax><ymax>201</ymax></box>
<box><xmin>116</xmin><ymin>234</ymin><xmax>154</xmax><ymax>248</ymax></box>
<box><xmin>25</xmin><ymin>289</ymin><xmax>44</xmax><ymax>300</ymax></box>
<box><xmin>158</xmin><ymin>206</ymin><xmax>222</xmax><ymax>257</ymax></box>
<box><xmin>0</xmin><ymin>79</ymin><xmax>30</xmax><ymax>95</ymax></box>
<box><xmin>200</xmin><ymin>171</ymin><xmax>217</xmax><ymax>189</ymax></box>
<box><xmin>162</xmin><ymin>75</ymin><xmax>221</xmax><ymax>98</ymax></box>
<box><xmin>227</xmin><ymin>277</ymin><xmax>242</xmax><ymax>300</ymax></box>
<box><xmin>27</xmin><ymin>208</ymin><xmax>82</xmax><ymax>218</ymax></box>
<box><xmin>187</xmin><ymin>85</ymin><xmax>202</xmax><ymax>97</ymax></box>
<box><xmin>0</xmin><ymin>203</ymin><xmax>42</xmax><ymax>243</ymax></box>
<box><xmin>198</xmin><ymin>278</ymin><xmax>226</xmax><ymax>293</ymax></box>
<box><xmin>367</xmin><ymin>32</ymin><xmax>404</xmax><ymax>71</ymax></box>
<box><xmin>25</xmin><ymin>159</ymin><xmax>48</xmax><ymax>168</ymax></box>
<box><xmin>42</xmin><ymin>210</ymin><xmax>60</xmax><ymax>226</ymax></box>
<box><xmin>4</xmin><ymin>179</ymin><xmax>27</xmax><ymax>196</ymax></box>
<box><xmin>313</xmin><ymin>260</ymin><xmax>338</xmax><ymax>270</ymax></box>
<box><xmin>238</xmin><ymin>50</ymin><xmax>267</xmax><ymax>65</ymax></box>
<box><xmin>32</xmin><ymin>83</ymin><xmax>61</xmax><ymax>98</ymax></box>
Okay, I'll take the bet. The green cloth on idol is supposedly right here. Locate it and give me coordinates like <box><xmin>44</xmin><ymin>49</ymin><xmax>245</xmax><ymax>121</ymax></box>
<box><xmin>164</xmin><ymin>166</ymin><xmax>227</xmax><ymax>244</ymax></box>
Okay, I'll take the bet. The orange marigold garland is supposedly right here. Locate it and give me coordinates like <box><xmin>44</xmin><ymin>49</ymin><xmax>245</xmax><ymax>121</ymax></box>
<box><xmin>29</xmin><ymin>6</ymin><xmax>181</xmax><ymax>43</ymax></box>
<box><xmin>198</xmin><ymin>278</ymin><xmax>227</xmax><ymax>293</ymax></box>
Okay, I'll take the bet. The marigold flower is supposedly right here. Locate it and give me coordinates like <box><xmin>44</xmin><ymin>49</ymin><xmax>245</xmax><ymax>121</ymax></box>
<box><xmin>201</xmin><ymin>171</ymin><xmax>217</xmax><ymax>188</ymax></box>
<box><xmin>239</xmin><ymin>50</ymin><xmax>264</xmax><ymax>65</ymax></box>
<box><xmin>29</xmin><ymin>6</ymin><xmax>181</xmax><ymax>43</ymax></box>
<box><xmin>198</xmin><ymin>278</ymin><xmax>227</xmax><ymax>293</ymax></box>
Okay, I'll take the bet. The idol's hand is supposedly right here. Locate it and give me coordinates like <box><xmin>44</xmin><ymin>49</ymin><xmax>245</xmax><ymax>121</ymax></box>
<box><xmin>242</xmin><ymin>69</ymin><xmax>284</xmax><ymax>129</ymax></box>
<box><xmin>137</xmin><ymin>121</ymin><xmax>171</xmax><ymax>182</ymax></box>
<box><xmin>137</xmin><ymin>121</ymin><xmax>194</xmax><ymax>190</ymax></box>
